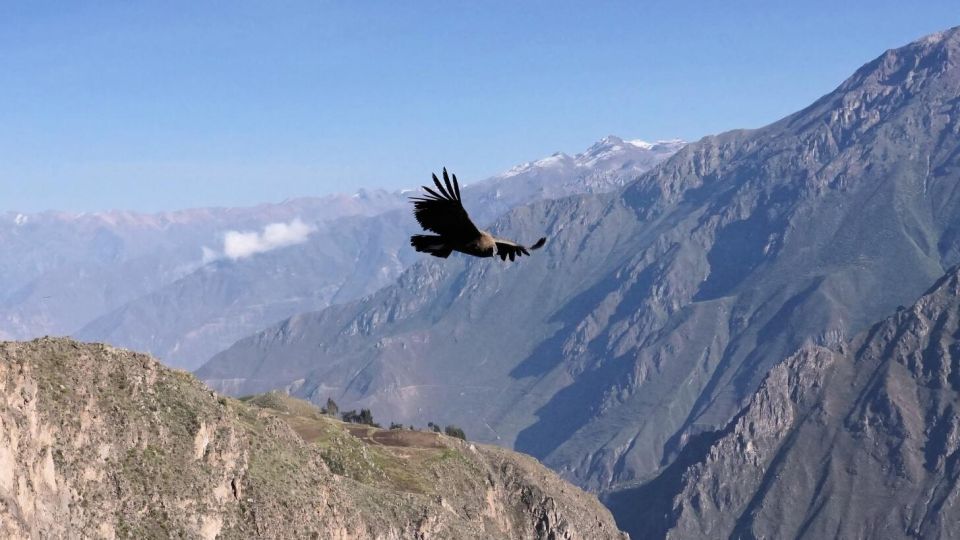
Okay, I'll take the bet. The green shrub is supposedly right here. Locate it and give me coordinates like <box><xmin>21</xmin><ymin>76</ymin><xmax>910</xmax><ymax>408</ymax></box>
<box><xmin>321</xmin><ymin>398</ymin><xmax>339</xmax><ymax>416</ymax></box>
<box><xmin>342</xmin><ymin>408</ymin><xmax>379</xmax><ymax>427</ymax></box>
<box><xmin>444</xmin><ymin>425</ymin><xmax>466</xmax><ymax>440</ymax></box>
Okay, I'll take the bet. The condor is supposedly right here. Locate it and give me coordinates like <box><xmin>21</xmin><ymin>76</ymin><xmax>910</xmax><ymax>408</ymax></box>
<box><xmin>409</xmin><ymin>169</ymin><xmax>547</xmax><ymax>261</ymax></box>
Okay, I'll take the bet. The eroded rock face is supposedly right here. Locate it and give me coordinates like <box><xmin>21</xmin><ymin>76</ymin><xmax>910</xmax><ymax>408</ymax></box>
<box><xmin>636</xmin><ymin>267</ymin><xmax>960</xmax><ymax>539</ymax></box>
<box><xmin>0</xmin><ymin>338</ymin><xmax>625</xmax><ymax>539</ymax></box>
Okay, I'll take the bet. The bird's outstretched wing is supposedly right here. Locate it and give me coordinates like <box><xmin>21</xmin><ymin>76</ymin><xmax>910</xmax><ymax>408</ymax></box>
<box><xmin>409</xmin><ymin>168</ymin><xmax>480</xmax><ymax>242</ymax></box>
<box><xmin>494</xmin><ymin>236</ymin><xmax>547</xmax><ymax>261</ymax></box>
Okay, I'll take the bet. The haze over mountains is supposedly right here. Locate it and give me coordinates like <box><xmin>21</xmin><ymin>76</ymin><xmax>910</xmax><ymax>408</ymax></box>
<box><xmin>196</xmin><ymin>25</ymin><xmax>960</xmax><ymax>536</ymax></box>
<box><xmin>0</xmin><ymin>191</ymin><xmax>405</xmax><ymax>341</ymax></box>
<box><xmin>1</xmin><ymin>137</ymin><xmax>681</xmax><ymax>369</ymax></box>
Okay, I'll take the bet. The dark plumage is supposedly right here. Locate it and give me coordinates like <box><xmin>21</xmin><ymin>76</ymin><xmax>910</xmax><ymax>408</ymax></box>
<box><xmin>409</xmin><ymin>168</ymin><xmax>547</xmax><ymax>261</ymax></box>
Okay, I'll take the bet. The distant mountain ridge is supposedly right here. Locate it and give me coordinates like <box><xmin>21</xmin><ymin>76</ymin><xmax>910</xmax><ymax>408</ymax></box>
<box><xmin>196</xmin><ymin>25</ymin><xmax>960</xmax><ymax>513</ymax></box>
<box><xmin>1</xmin><ymin>188</ymin><xmax>404</xmax><ymax>228</ymax></box>
<box><xmin>0</xmin><ymin>191</ymin><xmax>408</xmax><ymax>341</ymax></box>
<box><xmin>469</xmin><ymin>137</ymin><xmax>684</xmax><ymax>224</ymax></box>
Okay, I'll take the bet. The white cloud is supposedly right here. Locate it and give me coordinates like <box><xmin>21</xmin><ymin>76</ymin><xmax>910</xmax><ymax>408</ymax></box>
<box><xmin>222</xmin><ymin>218</ymin><xmax>316</xmax><ymax>260</ymax></box>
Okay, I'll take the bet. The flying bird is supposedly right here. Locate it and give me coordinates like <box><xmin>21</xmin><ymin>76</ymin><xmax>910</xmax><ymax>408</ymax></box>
<box><xmin>410</xmin><ymin>169</ymin><xmax>547</xmax><ymax>261</ymax></box>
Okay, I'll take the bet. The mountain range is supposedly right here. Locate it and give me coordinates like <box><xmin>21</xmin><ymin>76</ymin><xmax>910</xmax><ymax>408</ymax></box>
<box><xmin>1</xmin><ymin>137</ymin><xmax>682</xmax><ymax>369</ymax></box>
<box><xmin>195</xmin><ymin>26</ymin><xmax>960</xmax><ymax>531</ymax></box>
<box><xmin>0</xmin><ymin>191</ymin><xmax>405</xmax><ymax>341</ymax></box>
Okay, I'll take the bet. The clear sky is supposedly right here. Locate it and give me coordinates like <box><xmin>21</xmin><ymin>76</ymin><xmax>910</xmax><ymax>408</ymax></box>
<box><xmin>1</xmin><ymin>1</ymin><xmax>957</xmax><ymax>213</ymax></box>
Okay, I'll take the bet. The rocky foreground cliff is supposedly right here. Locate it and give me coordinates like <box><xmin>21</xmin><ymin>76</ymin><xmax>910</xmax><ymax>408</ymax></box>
<box><xmin>0</xmin><ymin>338</ymin><xmax>624</xmax><ymax>539</ymax></box>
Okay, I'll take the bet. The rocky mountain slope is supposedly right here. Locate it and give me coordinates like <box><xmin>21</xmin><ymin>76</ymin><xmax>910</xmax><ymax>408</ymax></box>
<box><xmin>197</xmin><ymin>24</ymin><xmax>960</xmax><ymax>506</ymax></box>
<box><xmin>71</xmin><ymin>137</ymin><xmax>682</xmax><ymax>369</ymax></box>
<box><xmin>607</xmin><ymin>266</ymin><xmax>960</xmax><ymax>539</ymax></box>
<box><xmin>0</xmin><ymin>338</ymin><xmax>625</xmax><ymax>539</ymax></box>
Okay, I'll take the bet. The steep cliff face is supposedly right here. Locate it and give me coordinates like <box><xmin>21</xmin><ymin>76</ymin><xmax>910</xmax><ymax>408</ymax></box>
<box><xmin>627</xmin><ymin>267</ymin><xmax>960</xmax><ymax>539</ymax></box>
<box><xmin>0</xmin><ymin>338</ymin><xmax>624</xmax><ymax>539</ymax></box>
<box><xmin>198</xmin><ymin>26</ymin><xmax>960</xmax><ymax>499</ymax></box>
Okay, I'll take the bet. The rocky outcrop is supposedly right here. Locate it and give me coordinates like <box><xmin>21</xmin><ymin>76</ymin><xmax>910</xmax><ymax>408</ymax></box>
<box><xmin>0</xmin><ymin>338</ymin><xmax>625</xmax><ymax>539</ymax></box>
<box><xmin>637</xmin><ymin>267</ymin><xmax>960</xmax><ymax>539</ymax></box>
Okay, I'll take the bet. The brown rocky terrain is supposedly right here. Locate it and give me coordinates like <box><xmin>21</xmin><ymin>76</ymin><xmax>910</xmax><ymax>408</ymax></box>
<box><xmin>608</xmin><ymin>266</ymin><xmax>960</xmax><ymax>539</ymax></box>
<box><xmin>0</xmin><ymin>338</ymin><xmax>625</xmax><ymax>539</ymax></box>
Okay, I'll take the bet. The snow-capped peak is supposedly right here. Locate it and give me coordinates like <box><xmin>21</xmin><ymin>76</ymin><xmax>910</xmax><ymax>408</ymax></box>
<box><xmin>627</xmin><ymin>139</ymin><xmax>654</xmax><ymax>149</ymax></box>
<box><xmin>574</xmin><ymin>135</ymin><xmax>684</xmax><ymax>168</ymax></box>
<box><xmin>501</xmin><ymin>152</ymin><xmax>574</xmax><ymax>178</ymax></box>
<box><xmin>534</xmin><ymin>152</ymin><xmax>573</xmax><ymax>167</ymax></box>
<box><xmin>495</xmin><ymin>135</ymin><xmax>684</xmax><ymax>181</ymax></box>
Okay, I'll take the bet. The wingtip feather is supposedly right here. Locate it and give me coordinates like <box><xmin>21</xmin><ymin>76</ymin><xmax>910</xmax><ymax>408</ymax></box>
<box><xmin>432</xmin><ymin>173</ymin><xmax>451</xmax><ymax>199</ymax></box>
<box><xmin>443</xmin><ymin>169</ymin><xmax>456</xmax><ymax>202</ymax></box>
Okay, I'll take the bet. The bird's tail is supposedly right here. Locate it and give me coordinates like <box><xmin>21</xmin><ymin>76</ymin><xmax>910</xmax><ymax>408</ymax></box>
<box><xmin>529</xmin><ymin>237</ymin><xmax>547</xmax><ymax>250</ymax></box>
<box><xmin>410</xmin><ymin>235</ymin><xmax>453</xmax><ymax>258</ymax></box>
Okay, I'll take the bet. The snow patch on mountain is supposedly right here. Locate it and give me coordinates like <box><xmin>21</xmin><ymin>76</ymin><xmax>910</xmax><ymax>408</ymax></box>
<box><xmin>497</xmin><ymin>136</ymin><xmax>684</xmax><ymax>182</ymax></box>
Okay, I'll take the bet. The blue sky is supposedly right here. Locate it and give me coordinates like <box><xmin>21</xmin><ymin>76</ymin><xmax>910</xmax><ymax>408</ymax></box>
<box><xmin>1</xmin><ymin>2</ymin><xmax>957</xmax><ymax>212</ymax></box>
